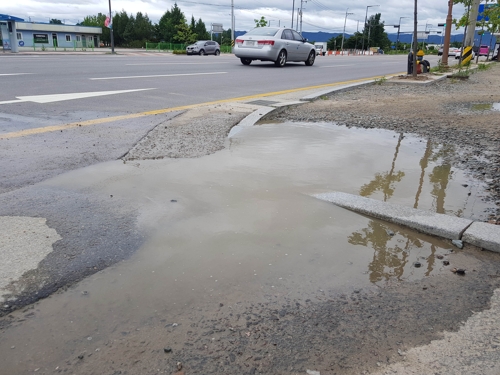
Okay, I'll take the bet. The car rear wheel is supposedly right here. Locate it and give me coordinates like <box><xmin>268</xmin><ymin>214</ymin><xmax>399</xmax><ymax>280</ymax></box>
<box><xmin>215</xmin><ymin>50</ymin><xmax>220</xmax><ymax>56</ymax></box>
<box><xmin>240</xmin><ymin>58</ymin><xmax>252</xmax><ymax>65</ymax></box>
<box><xmin>305</xmin><ymin>50</ymin><xmax>315</xmax><ymax>66</ymax></box>
<box><xmin>275</xmin><ymin>50</ymin><xmax>287</xmax><ymax>67</ymax></box>
<box><xmin>199</xmin><ymin>49</ymin><xmax>205</xmax><ymax>56</ymax></box>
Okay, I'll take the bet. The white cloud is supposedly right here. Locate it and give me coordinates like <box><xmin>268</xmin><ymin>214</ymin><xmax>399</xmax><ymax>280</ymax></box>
<box><xmin>4</xmin><ymin>0</ymin><xmax>467</xmax><ymax>33</ymax></box>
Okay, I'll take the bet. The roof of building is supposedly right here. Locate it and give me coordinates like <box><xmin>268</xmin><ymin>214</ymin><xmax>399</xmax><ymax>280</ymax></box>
<box><xmin>0</xmin><ymin>14</ymin><xmax>25</xmax><ymax>22</ymax></box>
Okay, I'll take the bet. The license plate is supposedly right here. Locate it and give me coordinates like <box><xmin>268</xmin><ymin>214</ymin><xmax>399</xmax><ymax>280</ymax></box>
<box><xmin>246</xmin><ymin>40</ymin><xmax>255</xmax><ymax>46</ymax></box>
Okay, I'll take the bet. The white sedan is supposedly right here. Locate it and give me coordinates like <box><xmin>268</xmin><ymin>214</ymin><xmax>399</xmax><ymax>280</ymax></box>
<box><xmin>234</xmin><ymin>27</ymin><xmax>316</xmax><ymax>67</ymax></box>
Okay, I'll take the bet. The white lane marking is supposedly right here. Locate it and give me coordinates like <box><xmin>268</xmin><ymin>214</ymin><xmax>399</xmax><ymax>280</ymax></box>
<box><xmin>0</xmin><ymin>88</ymin><xmax>155</xmax><ymax>105</ymax></box>
<box><xmin>318</xmin><ymin>65</ymin><xmax>350</xmax><ymax>68</ymax></box>
<box><xmin>90</xmin><ymin>71</ymin><xmax>228</xmax><ymax>80</ymax></box>
<box><xmin>126</xmin><ymin>62</ymin><xmax>231</xmax><ymax>66</ymax></box>
<box><xmin>0</xmin><ymin>73</ymin><xmax>34</xmax><ymax>76</ymax></box>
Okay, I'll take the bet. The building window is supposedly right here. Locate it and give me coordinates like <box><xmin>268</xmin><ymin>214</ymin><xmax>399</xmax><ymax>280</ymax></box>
<box><xmin>16</xmin><ymin>32</ymin><xmax>22</xmax><ymax>40</ymax></box>
<box><xmin>76</xmin><ymin>35</ymin><xmax>81</xmax><ymax>42</ymax></box>
<box><xmin>66</xmin><ymin>35</ymin><xmax>71</xmax><ymax>42</ymax></box>
<box><xmin>88</xmin><ymin>36</ymin><xmax>92</xmax><ymax>42</ymax></box>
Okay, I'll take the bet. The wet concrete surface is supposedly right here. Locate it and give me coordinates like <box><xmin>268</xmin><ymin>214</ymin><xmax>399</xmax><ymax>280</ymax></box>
<box><xmin>1</xmin><ymin>121</ymin><xmax>499</xmax><ymax>374</ymax></box>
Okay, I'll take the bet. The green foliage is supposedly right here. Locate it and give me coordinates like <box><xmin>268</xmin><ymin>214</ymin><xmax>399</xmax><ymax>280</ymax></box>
<box><xmin>174</xmin><ymin>22</ymin><xmax>197</xmax><ymax>44</ymax></box>
<box><xmin>80</xmin><ymin>3</ymin><xmax>216</xmax><ymax>48</ymax></box>
<box><xmin>365</xmin><ymin>14</ymin><xmax>391</xmax><ymax>50</ymax></box>
<box><xmin>158</xmin><ymin>3</ymin><xmax>186</xmax><ymax>42</ymax></box>
<box><xmin>50</xmin><ymin>19</ymin><xmax>63</xmax><ymax>24</ymax></box>
<box><xmin>254</xmin><ymin>16</ymin><xmax>267</xmax><ymax>28</ymax></box>
<box><xmin>195</xmin><ymin>19</ymin><xmax>210</xmax><ymax>40</ymax></box>
<box><xmin>477</xmin><ymin>63</ymin><xmax>490</xmax><ymax>70</ymax></box>
<box><xmin>172</xmin><ymin>49</ymin><xmax>187</xmax><ymax>54</ymax></box>
<box><xmin>373</xmin><ymin>76</ymin><xmax>387</xmax><ymax>85</ymax></box>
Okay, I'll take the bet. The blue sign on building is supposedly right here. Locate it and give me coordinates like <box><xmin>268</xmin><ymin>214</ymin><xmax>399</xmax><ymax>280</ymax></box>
<box><xmin>477</xmin><ymin>4</ymin><xmax>497</xmax><ymax>22</ymax></box>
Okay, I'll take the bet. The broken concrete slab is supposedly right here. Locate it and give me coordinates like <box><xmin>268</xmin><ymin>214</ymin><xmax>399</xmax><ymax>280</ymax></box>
<box><xmin>313</xmin><ymin>191</ymin><xmax>473</xmax><ymax>241</ymax></box>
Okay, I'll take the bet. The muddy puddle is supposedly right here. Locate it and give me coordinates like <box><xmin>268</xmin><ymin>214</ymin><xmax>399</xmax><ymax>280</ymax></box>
<box><xmin>471</xmin><ymin>102</ymin><xmax>500</xmax><ymax>111</ymax></box>
<box><xmin>1</xmin><ymin>122</ymin><xmax>497</xmax><ymax>374</ymax></box>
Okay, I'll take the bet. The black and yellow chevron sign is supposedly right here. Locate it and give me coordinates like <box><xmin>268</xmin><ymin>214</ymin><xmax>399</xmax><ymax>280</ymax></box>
<box><xmin>461</xmin><ymin>46</ymin><xmax>473</xmax><ymax>65</ymax></box>
<box><xmin>231</xmin><ymin>40</ymin><xmax>235</xmax><ymax>47</ymax></box>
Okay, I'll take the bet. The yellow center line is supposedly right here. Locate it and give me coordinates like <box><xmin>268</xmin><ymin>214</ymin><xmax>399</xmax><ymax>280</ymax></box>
<box><xmin>1</xmin><ymin>74</ymin><xmax>396</xmax><ymax>139</ymax></box>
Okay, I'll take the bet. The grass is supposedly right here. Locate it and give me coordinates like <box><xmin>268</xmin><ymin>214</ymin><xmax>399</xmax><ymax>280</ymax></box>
<box><xmin>374</xmin><ymin>76</ymin><xmax>387</xmax><ymax>85</ymax></box>
<box><xmin>477</xmin><ymin>63</ymin><xmax>490</xmax><ymax>71</ymax></box>
<box><xmin>319</xmin><ymin>95</ymin><xmax>329</xmax><ymax>100</ymax></box>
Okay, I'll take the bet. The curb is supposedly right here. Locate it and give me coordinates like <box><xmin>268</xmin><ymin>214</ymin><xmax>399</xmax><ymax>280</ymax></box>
<box><xmin>313</xmin><ymin>191</ymin><xmax>500</xmax><ymax>253</ymax></box>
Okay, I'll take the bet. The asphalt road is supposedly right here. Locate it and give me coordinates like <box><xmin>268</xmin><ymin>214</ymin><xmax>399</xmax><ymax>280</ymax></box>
<box><xmin>0</xmin><ymin>53</ymin><xmax>427</xmax><ymax>123</ymax></box>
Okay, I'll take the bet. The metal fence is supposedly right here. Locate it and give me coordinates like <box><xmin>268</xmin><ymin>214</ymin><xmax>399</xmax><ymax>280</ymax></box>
<box><xmin>146</xmin><ymin>42</ymin><xmax>233</xmax><ymax>53</ymax></box>
<box><xmin>32</xmin><ymin>39</ymin><xmax>95</xmax><ymax>52</ymax></box>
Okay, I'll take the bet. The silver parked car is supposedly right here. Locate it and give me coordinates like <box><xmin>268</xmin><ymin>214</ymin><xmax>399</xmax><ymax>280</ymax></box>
<box><xmin>186</xmin><ymin>40</ymin><xmax>220</xmax><ymax>56</ymax></box>
<box><xmin>234</xmin><ymin>27</ymin><xmax>316</xmax><ymax>67</ymax></box>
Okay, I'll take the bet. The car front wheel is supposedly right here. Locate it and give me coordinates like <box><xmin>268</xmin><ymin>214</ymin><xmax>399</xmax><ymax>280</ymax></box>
<box><xmin>199</xmin><ymin>49</ymin><xmax>205</xmax><ymax>56</ymax></box>
<box><xmin>240</xmin><ymin>58</ymin><xmax>252</xmax><ymax>65</ymax></box>
<box><xmin>305</xmin><ymin>50</ymin><xmax>315</xmax><ymax>66</ymax></box>
<box><xmin>275</xmin><ymin>50</ymin><xmax>287</xmax><ymax>67</ymax></box>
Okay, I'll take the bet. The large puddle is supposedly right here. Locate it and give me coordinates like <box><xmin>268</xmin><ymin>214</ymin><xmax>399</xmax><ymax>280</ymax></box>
<box><xmin>0</xmin><ymin>122</ymin><xmax>495</xmax><ymax>373</ymax></box>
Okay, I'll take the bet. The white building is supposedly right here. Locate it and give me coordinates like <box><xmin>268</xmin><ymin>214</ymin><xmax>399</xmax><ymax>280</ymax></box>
<box><xmin>1</xmin><ymin>14</ymin><xmax>102</xmax><ymax>52</ymax></box>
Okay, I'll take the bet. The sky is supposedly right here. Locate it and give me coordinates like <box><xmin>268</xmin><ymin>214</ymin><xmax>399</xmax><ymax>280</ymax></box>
<box><xmin>4</xmin><ymin>0</ymin><xmax>468</xmax><ymax>34</ymax></box>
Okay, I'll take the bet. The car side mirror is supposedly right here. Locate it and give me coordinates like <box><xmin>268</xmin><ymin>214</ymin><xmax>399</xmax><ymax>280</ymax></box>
<box><xmin>303</xmin><ymin>38</ymin><xmax>308</xmax><ymax>42</ymax></box>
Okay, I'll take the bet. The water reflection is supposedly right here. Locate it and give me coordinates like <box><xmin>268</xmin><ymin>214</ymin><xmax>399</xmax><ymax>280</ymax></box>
<box><xmin>359</xmin><ymin>133</ymin><xmax>405</xmax><ymax>201</ymax></box>
<box><xmin>353</xmin><ymin>135</ymin><xmax>459</xmax><ymax>283</ymax></box>
<box><xmin>348</xmin><ymin>220</ymin><xmax>446</xmax><ymax>284</ymax></box>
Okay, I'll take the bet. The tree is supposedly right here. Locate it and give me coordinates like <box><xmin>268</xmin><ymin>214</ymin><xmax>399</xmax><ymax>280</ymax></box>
<box><xmin>112</xmin><ymin>10</ymin><xmax>130</xmax><ymax>46</ymax></box>
<box><xmin>81</xmin><ymin>13</ymin><xmax>109</xmax><ymax>44</ymax></box>
<box><xmin>363</xmin><ymin>13</ymin><xmax>391</xmax><ymax>50</ymax></box>
<box><xmin>174</xmin><ymin>22</ymin><xmax>197</xmax><ymax>44</ymax></box>
<box><xmin>254</xmin><ymin>16</ymin><xmax>267</xmax><ymax>27</ymax></box>
<box><xmin>134</xmin><ymin>12</ymin><xmax>153</xmax><ymax>41</ymax></box>
<box><xmin>327</xmin><ymin>35</ymin><xmax>343</xmax><ymax>50</ymax></box>
<box><xmin>158</xmin><ymin>3</ymin><xmax>186</xmax><ymax>42</ymax></box>
<box><xmin>50</xmin><ymin>19</ymin><xmax>63</xmax><ymax>24</ymax></box>
<box><xmin>194</xmin><ymin>18</ymin><xmax>210</xmax><ymax>40</ymax></box>
<box><xmin>123</xmin><ymin>14</ymin><xmax>136</xmax><ymax>44</ymax></box>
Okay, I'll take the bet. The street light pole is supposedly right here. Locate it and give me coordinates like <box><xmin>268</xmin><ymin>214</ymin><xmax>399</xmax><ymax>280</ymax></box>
<box><xmin>396</xmin><ymin>16</ymin><xmax>409</xmax><ymax>51</ymax></box>
<box><xmin>291</xmin><ymin>0</ymin><xmax>295</xmax><ymax>29</ymax></box>
<box><xmin>361</xmin><ymin>5</ymin><xmax>379</xmax><ymax>54</ymax></box>
<box><xmin>341</xmin><ymin>8</ymin><xmax>354</xmax><ymax>53</ymax></box>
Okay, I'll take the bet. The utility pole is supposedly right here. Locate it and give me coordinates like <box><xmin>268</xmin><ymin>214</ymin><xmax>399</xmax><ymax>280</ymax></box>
<box><xmin>441</xmin><ymin>0</ymin><xmax>453</xmax><ymax>67</ymax></box>
<box><xmin>231</xmin><ymin>0</ymin><xmax>234</xmax><ymax>53</ymax></box>
<box><xmin>299</xmin><ymin>0</ymin><xmax>307</xmax><ymax>35</ymax></box>
<box><xmin>291</xmin><ymin>0</ymin><xmax>295</xmax><ymax>29</ymax></box>
<box><xmin>465</xmin><ymin>0</ymin><xmax>481</xmax><ymax>46</ymax></box>
<box><xmin>108</xmin><ymin>0</ymin><xmax>115</xmax><ymax>53</ymax></box>
<box><xmin>341</xmin><ymin>8</ymin><xmax>353</xmax><ymax>53</ymax></box>
<box><xmin>412</xmin><ymin>0</ymin><xmax>417</xmax><ymax>78</ymax></box>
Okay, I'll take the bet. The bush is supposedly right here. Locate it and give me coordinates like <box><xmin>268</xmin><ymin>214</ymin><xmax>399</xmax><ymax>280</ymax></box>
<box><xmin>173</xmin><ymin>49</ymin><xmax>187</xmax><ymax>54</ymax></box>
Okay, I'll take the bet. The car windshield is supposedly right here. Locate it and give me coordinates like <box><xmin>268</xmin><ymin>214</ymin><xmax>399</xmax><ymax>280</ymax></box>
<box><xmin>245</xmin><ymin>28</ymin><xmax>279</xmax><ymax>36</ymax></box>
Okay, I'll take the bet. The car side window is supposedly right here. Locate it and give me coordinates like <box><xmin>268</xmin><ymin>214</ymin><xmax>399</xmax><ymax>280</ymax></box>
<box><xmin>282</xmin><ymin>30</ymin><xmax>293</xmax><ymax>40</ymax></box>
<box><xmin>291</xmin><ymin>30</ymin><xmax>304</xmax><ymax>42</ymax></box>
